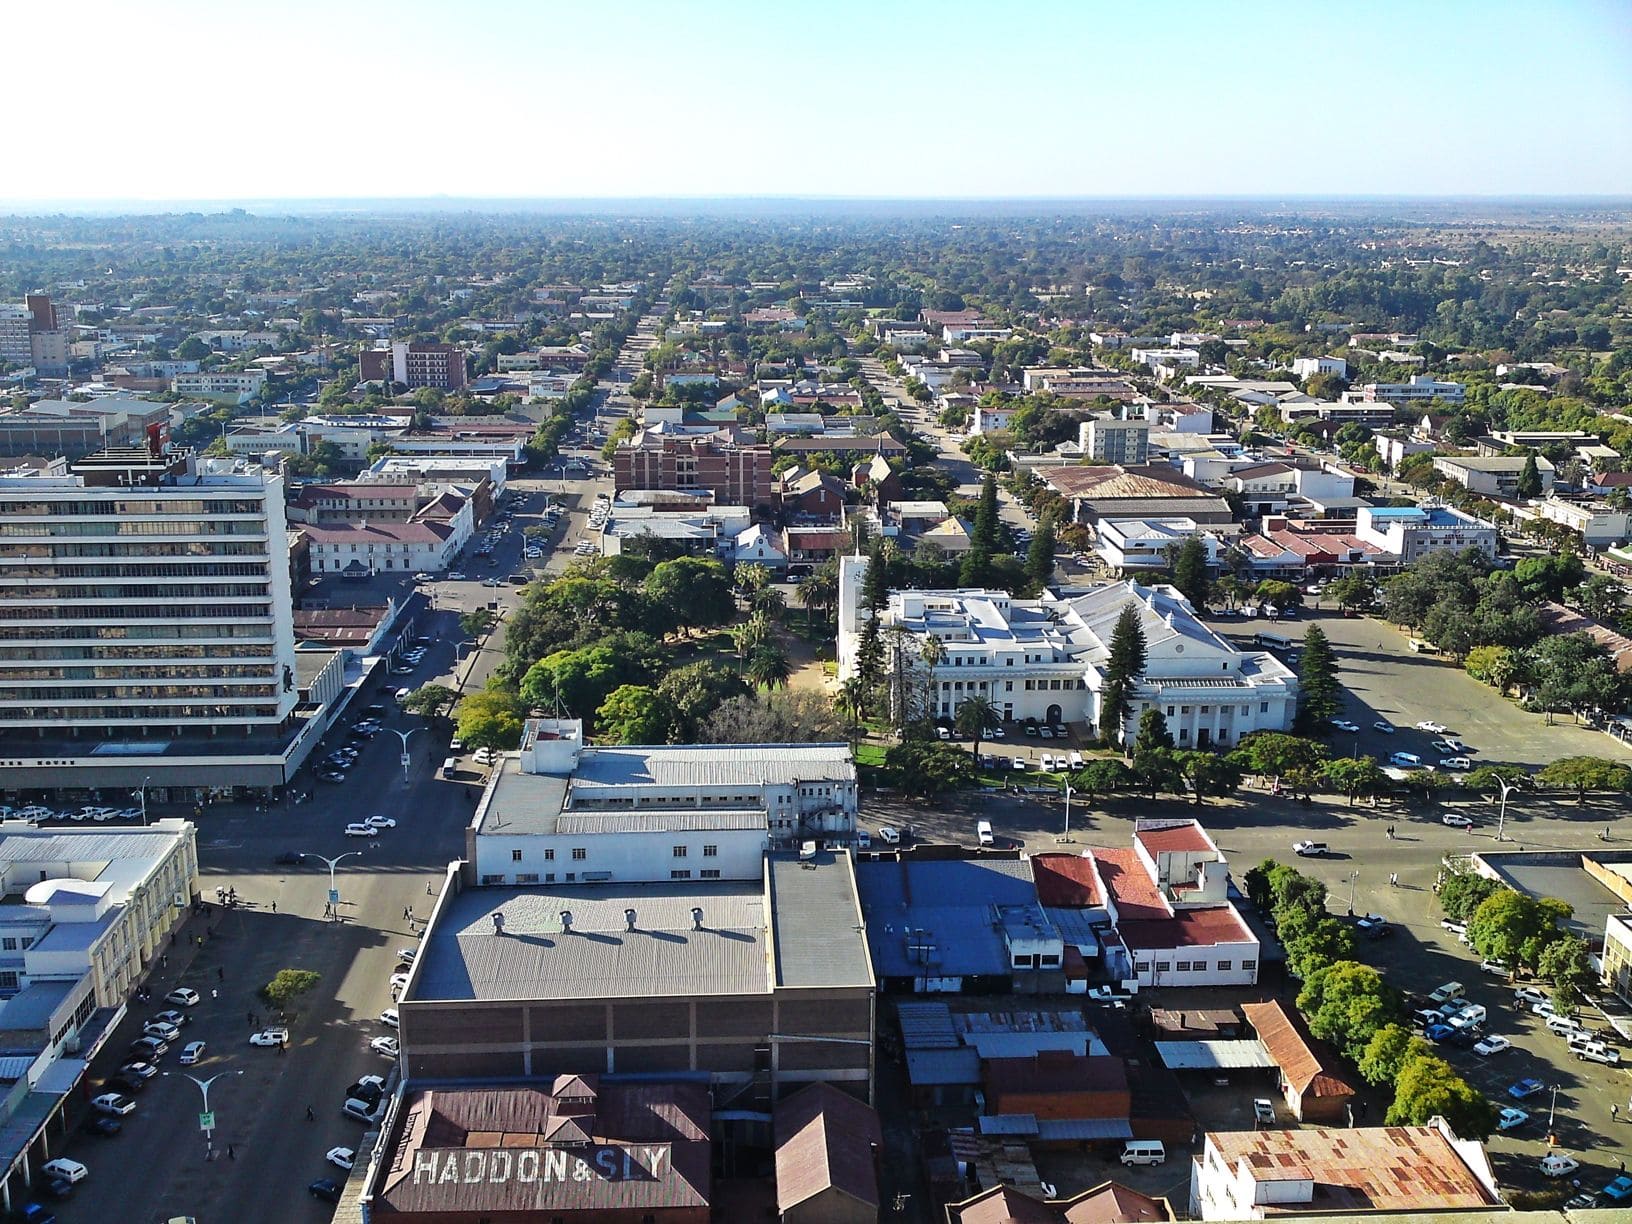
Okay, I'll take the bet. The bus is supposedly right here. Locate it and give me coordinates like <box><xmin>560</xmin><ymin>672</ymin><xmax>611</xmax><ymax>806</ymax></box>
<box><xmin>441</xmin><ymin>757</ymin><xmax>458</xmax><ymax>779</ymax></box>
<box><xmin>1255</xmin><ymin>631</ymin><xmax>1293</xmax><ymax>651</ymax></box>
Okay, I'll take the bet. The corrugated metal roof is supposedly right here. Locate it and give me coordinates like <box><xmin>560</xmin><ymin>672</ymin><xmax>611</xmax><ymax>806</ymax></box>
<box><xmin>0</xmin><ymin>829</ymin><xmax>180</xmax><ymax>865</ymax></box>
<box><xmin>858</xmin><ymin>859</ymin><xmax>1037</xmax><ymax>979</ymax></box>
<box><xmin>1035</xmin><ymin>1117</ymin><xmax>1134</xmax><ymax>1140</ymax></box>
<box><xmin>978</xmin><ymin>1113</ymin><xmax>1039</xmax><ymax>1135</ymax></box>
<box><xmin>0</xmin><ymin>1057</ymin><xmax>36</xmax><ymax>1082</ymax></box>
<box><xmin>773</xmin><ymin>1083</ymin><xmax>882</xmax><ymax>1214</ymax></box>
<box><xmin>768</xmin><ymin>852</ymin><xmax>873</xmax><ymax>991</ymax></box>
<box><xmin>1155</xmin><ymin>1040</ymin><xmax>1275</xmax><ymax>1070</ymax></box>
<box><xmin>905</xmin><ymin>1047</ymin><xmax>981</xmax><ymax>1087</ymax></box>
<box><xmin>572</xmin><ymin>743</ymin><xmax>854</xmax><ymax>790</ymax></box>
<box><xmin>897</xmin><ymin>1001</ymin><xmax>958</xmax><ymax>1050</ymax></box>
<box><xmin>554</xmin><ymin>810</ymin><xmax>764</xmax><ymax>835</ymax></box>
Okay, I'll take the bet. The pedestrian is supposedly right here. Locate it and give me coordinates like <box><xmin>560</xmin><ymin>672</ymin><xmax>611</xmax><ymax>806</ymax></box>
<box><xmin>217</xmin><ymin>966</ymin><xmax>224</xmax><ymax>982</ymax></box>
<box><xmin>1614</xmin><ymin>1103</ymin><xmax>1621</xmax><ymax>1121</ymax></box>
<box><xmin>161</xmin><ymin>954</ymin><xmax>168</xmax><ymax>969</ymax></box>
<box><xmin>427</xmin><ymin>882</ymin><xmax>434</xmax><ymax>895</ymax></box>
<box><xmin>306</xmin><ymin>1105</ymin><xmax>314</xmax><ymax>1121</ymax></box>
<box><xmin>270</xmin><ymin>901</ymin><xmax>276</xmax><ymax>914</ymax></box>
<box><xmin>227</xmin><ymin>1145</ymin><xmax>235</xmax><ymax>1160</ymax></box>
<box><xmin>247</xmin><ymin>1011</ymin><xmax>255</xmax><ymax>1026</ymax></box>
<box><xmin>211</xmin><ymin>988</ymin><xmax>218</xmax><ymax>1000</ymax></box>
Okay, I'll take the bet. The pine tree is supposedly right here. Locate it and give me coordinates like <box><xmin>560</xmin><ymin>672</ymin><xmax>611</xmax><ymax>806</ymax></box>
<box><xmin>856</xmin><ymin>616</ymin><xmax>885</xmax><ymax>688</ymax></box>
<box><xmin>861</xmin><ymin>541</ymin><xmax>890</xmax><ymax>612</ymax></box>
<box><xmin>1099</xmin><ymin>603</ymin><xmax>1147</xmax><ymax>746</ymax></box>
<box><xmin>1516</xmin><ymin>454</ymin><xmax>1541</xmax><ymax>499</ymax></box>
<box><xmin>972</xmin><ymin>472</ymin><xmax>999</xmax><ymax>552</ymax></box>
<box><xmin>1135</xmin><ymin>706</ymin><xmax>1175</xmax><ymax>752</ymax></box>
<box><xmin>958</xmin><ymin>545</ymin><xmax>990</xmax><ymax>588</ymax></box>
<box><xmin>1170</xmin><ymin>535</ymin><xmax>1211</xmax><ymax>610</ymax></box>
<box><xmin>1296</xmin><ymin>624</ymin><xmax>1341</xmax><ymax>730</ymax></box>
<box><xmin>1025</xmin><ymin>516</ymin><xmax>1057</xmax><ymax>589</ymax></box>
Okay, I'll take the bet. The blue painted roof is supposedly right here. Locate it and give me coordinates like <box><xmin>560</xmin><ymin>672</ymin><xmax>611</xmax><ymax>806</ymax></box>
<box><xmin>857</xmin><ymin>859</ymin><xmax>1037</xmax><ymax>978</ymax></box>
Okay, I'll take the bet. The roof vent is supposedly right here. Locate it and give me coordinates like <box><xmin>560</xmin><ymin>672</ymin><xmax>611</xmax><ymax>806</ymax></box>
<box><xmin>491</xmin><ymin>911</ymin><xmax>505</xmax><ymax>936</ymax></box>
<box><xmin>691</xmin><ymin>906</ymin><xmax>704</xmax><ymax>931</ymax></box>
<box><xmin>559</xmin><ymin>909</ymin><xmax>573</xmax><ymax>933</ymax></box>
<box><xmin>624</xmin><ymin>908</ymin><xmax>637</xmax><ymax>932</ymax></box>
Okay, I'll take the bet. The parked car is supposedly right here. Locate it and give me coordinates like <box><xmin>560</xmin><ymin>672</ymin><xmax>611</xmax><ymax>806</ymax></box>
<box><xmin>327</xmin><ymin>1147</ymin><xmax>357</xmax><ymax>1171</ymax></box>
<box><xmin>1372</xmin><ymin>720</ymin><xmax>1395</xmax><ymax>733</ymax></box>
<box><xmin>178</xmin><ymin>1040</ymin><xmax>206</xmax><ymax>1065</ymax></box>
<box><xmin>1416</xmin><ymin>720</ymin><xmax>1448</xmax><ymax>733</ymax></box>
<box><xmin>370</xmin><ymin>1036</ymin><xmax>400</xmax><ymax>1058</ymax></box>
<box><xmin>1441</xmin><ymin>812</ymin><xmax>1474</xmax><ymax>828</ymax></box>
<box><xmin>308</xmin><ymin>1179</ymin><xmax>342</xmax><ymax>1203</ymax></box>
<box><xmin>1497</xmin><ymin>1106</ymin><xmax>1529</xmax><ymax>1131</ymax></box>
<box><xmin>365</xmin><ymin>815</ymin><xmax>396</xmax><ymax>830</ymax></box>
<box><xmin>40</xmin><ymin>1160</ymin><xmax>86</xmax><ymax>1185</ymax></box>
<box><xmin>1252</xmin><ymin>1099</ymin><xmax>1276</xmax><ymax>1125</ymax></box>
<box><xmin>81</xmin><ymin>1115</ymin><xmax>121</xmax><ymax>1138</ymax></box>
<box><xmin>248</xmin><ymin>1028</ymin><xmax>289</xmax><ymax>1047</ymax></box>
<box><xmin>1329</xmin><ymin>719</ymin><xmax>1360</xmax><ymax>733</ymax></box>
<box><xmin>1440</xmin><ymin>756</ymin><xmax>1472</xmax><ymax>771</ymax></box>
<box><xmin>1292</xmin><ymin>840</ymin><xmax>1327</xmax><ymax>857</ymax></box>
<box><xmin>1600</xmin><ymin>1175</ymin><xmax>1632</xmax><ymax>1204</ymax></box>
<box><xmin>379</xmin><ymin>1008</ymin><xmax>399</xmax><ymax>1028</ymax></box>
<box><xmin>1513</xmin><ymin>986</ymin><xmax>1548</xmax><ymax>1006</ymax></box>
<box><xmin>117</xmin><ymin>1061</ymin><xmax>156</xmax><ymax>1080</ymax></box>
<box><xmin>1474</xmin><ymin>1035</ymin><xmax>1511</xmax><ymax>1057</ymax></box>
<box><xmin>344</xmin><ymin>823</ymin><xmax>373</xmax><ymax>837</ymax></box>
<box><xmin>165</xmin><ymin>988</ymin><xmax>199</xmax><ymax>1007</ymax></box>
<box><xmin>1508</xmin><ymin>1077</ymin><xmax>1546</xmax><ymax>1100</ymax></box>
<box><xmin>1389</xmin><ymin>751</ymin><xmax>1423</xmax><ymax>768</ymax></box>
<box><xmin>91</xmin><ymin>1093</ymin><xmax>135</xmax><ymax>1116</ymax></box>
<box><xmin>1479</xmin><ymin>959</ymin><xmax>1507</xmax><ymax>975</ymax></box>
<box><xmin>1541</xmin><ymin>1154</ymin><xmax>1580</xmax><ymax>1178</ymax></box>
<box><xmin>877</xmin><ymin>826</ymin><xmax>901</xmax><ymax>845</ymax></box>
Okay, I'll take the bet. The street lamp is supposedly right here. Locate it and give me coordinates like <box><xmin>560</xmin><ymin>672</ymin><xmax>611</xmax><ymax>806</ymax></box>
<box><xmin>385</xmin><ymin>726</ymin><xmax>423</xmax><ymax>786</ymax></box>
<box><xmin>1054</xmin><ymin>771</ymin><xmax>1075</xmax><ymax>842</ymax></box>
<box><xmin>302</xmin><ymin>851</ymin><xmax>363</xmax><ymax>921</ymax></box>
<box><xmin>1490</xmin><ymin>775</ymin><xmax>1522</xmax><ymax>843</ymax></box>
<box><xmin>135</xmin><ymin>775</ymin><xmax>151</xmax><ymax>826</ymax></box>
<box><xmin>1347</xmin><ymin>869</ymin><xmax>1360</xmax><ymax>917</ymax></box>
<box><xmin>165</xmin><ymin>1069</ymin><xmax>243</xmax><ymax>1158</ymax></box>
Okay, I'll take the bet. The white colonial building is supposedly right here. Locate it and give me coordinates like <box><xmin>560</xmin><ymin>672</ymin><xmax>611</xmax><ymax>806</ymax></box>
<box><xmin>838</xmin><ymin>560</ymin><xmax>1296</xmax><ymax>745</ymax></box>
<box><xmin>468</xmin><ymin>719</ymin><xmax>857</xmax><ymax>886</ymax></box>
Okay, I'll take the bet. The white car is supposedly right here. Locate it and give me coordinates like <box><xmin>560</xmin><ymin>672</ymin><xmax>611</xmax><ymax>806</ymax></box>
<box><xmin>1541</xmin><ymin>1154</ymin><xmax>1579</xmax><ymax>1178</ymax></box>
<box><xmin>1416</xmin><ymin>720</ymin><xmax>1448</xmax><ymax>733</ymax></box>
<box><xmin>1372</xmin><ymin>720</ymin><xmax>1395</xmax><ymax>734</ymax></box>
<box><xmin>1389</xmin><ymin>751</ymin><xmax>1423</xmax><ymax>768</ymax></box>
<box><xmin>249</xmin><ymin>1028</ymin><xmax>289</xmax><ymax>1047</ymax></box>
<box><xmin>1329</xmin><ymin>719</ymin><xmax>1360</xmax><ymax>733</ymax></box>
<box><xmin>396</xmin><ymin>947</ymin><xmax>418</xmax><ymax>964</ymax></box>
<box><xmin>1039</xmin><ymin>754</ymin><xmax>1055</xmax><ymax>771</ymax></box>
<box><xmin>1514</xmin><ymin>986</ymin><xmax>1548</xmax><ymax>1006</ymax></box>
<box><xmin>365</xmin><ymin>816</ymin><xmax>396</xmax><ymax>830</ymax></box>
<box><xmin>379</xmin><ymin>1008</ymin><xmax>399</xmax><ymax>1028</ymax></box>
<box><xmin>877</xmin><ymin>826</ymin><xmax>901</xmax><ymax>845</ymax></box>
<box><xmin>326</xmin><ymin>1146</ymin><xmax>356</xmax><ymax>1171</ymax></box>
<box><xmin>1441</xmin><ymin>812</ymin><xmax>1474</xmax><ymax>828</ymax></box>
<box><xmin>1087</xmin><ymin>986</ymin><xmax>1131</xmax><ymax>1003</ymax></box>
<box><xmin>370</xmin><ymin>1036</ymin><xmax>400</xmax><ymax>1058</ymax></box>
<box><xmin>1497</xmin><ymin>1106</ymin><xmax>1529</xmax><ymax>1131</ymax></box>
<box><xmin>1292</xmin><ymin>840</ymin><xmax>1327</xmax><ymax>857</ymax></box>
<box><xmin>390</xmin><ymin>972</ymin><xmax>411</xmax><ymax>992</ymax></box>
<box><xmin>1068</xmin><ymin>751</ymin><xmax>1084</xmax><ymax>768</ymax></box>
<box><xmin>1474</xmin><ymin>1035</ymin><xmax>1511</xmax><ymax>1057</ymax></box>
<box><xmin>344</xmin><ymin>823</ymin><xmax>373</xmax><ymax>837</ymax></box>
<box><xmin>1440</xmin><ymin>756</ymin><xmax>1472</xmax><ymax>770</ymax></box>
<box><xmin>1480</xmin><ymin>959</ymin><xmax>1507</xmax><ymax>975</ymax></box>
<box><xmin>92</xmin><ymin>1093</ymin><xmax>136</xmax><ymax>1116</ymax></box>
<box><xmin>165</xmin><ymin>987</ymin><xmax>200</xmax><ymax>1007</ymax></box>
<box><xmin>178</xmin><ymin>1040</ymin><xmax>206</xmax><ymax>1065</ymax></box>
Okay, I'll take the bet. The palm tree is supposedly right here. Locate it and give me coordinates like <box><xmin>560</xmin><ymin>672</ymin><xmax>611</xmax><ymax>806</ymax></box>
<box><xmin>836</xmin><ymin>676</ymin><xmax>868</xmax><ymax>748</ymax></box>
<box><xmin>919</xmin><ymin>634</ymin><xmax>947</xmax><ymax>726</ymax></box>
<box><xmin>796</xmin><ymin>569</ymin><xmax>836</xmax><ymax>628</ymax></box>
<box><xmin>746</xmin><ymin>645</ymin><xmax>792</xmax><ymax>689</ymax></box>
<box><xmin>953</xmin><ymin>694</ymin><xmax>1001</xmax><ymax>761</ymax></box>
<box><xmin>734</xmin><ymin>562</ymin><xmax>771</xmax><ymax>604</ymax></box>
<box><xmin>732</xmin><ymin>613</ymin><xmax>775</xmax><ymax>660</ymax></box>
<box><xmin>752</xmin><ymin>586</ymin><xmax>787</xmax><ymax>621</ymax></box>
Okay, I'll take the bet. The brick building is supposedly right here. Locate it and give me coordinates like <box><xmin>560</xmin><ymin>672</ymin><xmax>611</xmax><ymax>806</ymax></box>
<box><xmin>613</xmin><ymin>432</ymin><xmax>777</xmax><ymax>514</ymax></box>
<box><xmin>360</xmin><ymin>341</ymin><xmax>468</xmax><ymax>390</ymax></box>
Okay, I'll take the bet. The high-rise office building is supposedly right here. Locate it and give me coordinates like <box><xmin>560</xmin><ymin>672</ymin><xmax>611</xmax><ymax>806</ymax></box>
<box><xmin>0</xmin><ymin>438</ymin><xmax>313</xmax><ymax>794</ymax></box>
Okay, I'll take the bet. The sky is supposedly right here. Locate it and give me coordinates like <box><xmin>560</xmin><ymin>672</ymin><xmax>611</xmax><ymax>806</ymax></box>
<box><xmin>12</xmin><ymin>0</ymin><xmax>1632</xmax><ymax>203</ymax></box>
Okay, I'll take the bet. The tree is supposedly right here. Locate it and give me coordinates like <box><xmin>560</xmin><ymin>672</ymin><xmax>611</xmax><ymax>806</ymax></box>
<box><xmin>1025</xmin><ymin>515</ymin><xmax>1058</xmax><ymax>589</ymax></box>
<box><xmin>1168</xmin><ymin>535</ymin><xmax>1211</xmax><ymax>610</ymax></box>
<box><xmin>1295</xmin><ymin>625</ymin><xmax>1341</xmax><ymax>730</ymax></box>
<box><xmin>1283</xmin><ymin>918</ymin><xmax>1357</xmax><ymax>982</ymax></box>
<box><xmin>1131</xmin><ymin>744</ymin><xmax>1181</xmax><ymax>799</ymax></box>
<box><xmin>732</xmin><ymin>612</ymin><xmax>777</xmax><ymax>660</ymax></box>
<box><xmin>1254</xmin><ymin>579</ymin><xmax>1302</xmax><ymax>611</ymax></box>
<box><xmin>861</xmin><ymin>542</ymin><xmax>891</xmax><ymax>612</ymax></box>
<box><xmin>884</xmin><ymin>740</ymin><xmax>975</xmax><ymax>797</ymax></box>
<box><xmin>594</xmin><ymin>684</ymin><xmax>679</xmax><ymax>744</ymax></box>
<box><xmin>1537</xmin><ymin>934</ymin><xmax>1595</xmax><ymax>1013</ymax></box>
<box><xmin>855</xmin><ymin>616</ymin><xmax>885</xmax><ymax>690</ymax></box>
<box><xmin>972</xmin><ymin>472</ymin><xmax>1000</xmax><ymax>553</ymax></box>
<box><xmin>1175</xmin><ymin>750</ymin><xmax>1243</xmax><ymax>805</ymax></box>
<box><xmin>177</xmin><ymin>336</ymin><xmax>212</xmax><ymax>361</ymax></box>
<box><xmin>260</xmin><ymin>968</ymin><xmax>321</xmax><ymax>1012</ymax></box>
<box><xmin>518</xmin><ymin>636</ymin><xmax>662</xmax><ymax>725</ymax></box>
<box><xmin>1298</xmin><ymin>961</ymin><xmax>1400</xmax><ymax>1062</ymax></box>
<box><xmin>1230</xmin><ymin>731</ymin><xmax>1329</xmax><ymax>781</ymax></box>
<box><xmin>656</xmin><ymin>661</ymin><xmax>750</xmax><ymax>739</ymax></box>
<box><xmin>751</xmin><ymin>586</ymin><xmax>787</xmax><ymax>621</ymax></box>
<box><xmin>734</xmin><ymin>562</ymin><xmax>772</xmax><ymax>602</ymax></box>
<box><xmin>953</xmin><ymin>694</ymin><xmax>1001</xmax><ymax>760</ymax></box>
<box><xmin>1135</xmin><ymin>707</ymin><xmax>1174</xmax><ymax>752</ymax></box>
<box><xmin>401</xmin><ymin>684</ymin><xmax>458</xmax><ymax>719</ymax></box>
<box><xmin>1516</xmin><ymin>453</ymin><xmax>1542</xmax><ymax>499</ymax></box>
<box><xmin>745</xmin><ymin>644</ymin><xmax>793</xmax><ymax>689</ymax></box>
<box><xmin>1357</xmin><ymin>1023</ymin><xmax>1430</xmax><ymax>1087</ymax></box>
<box><xmin>1325</xmin><ymin>573</ymin><xmax>1377</xmax><ymax>613</ymax></box>
<box><xmin>1071</xmin><ymin>758</ymin><xmax>1133</xmax><ymax>802</ymax></box>
<box><xmin>1437</xmin><ymin>871</ymin><xmax>1501</xmax><ymax>922</ymax></box>
<box><xmin>1100</xmin><ymin>605</ymin><xmax>1147</xmax><ymax>746</ymax></box>
<box><xmin>644</xmin><ymin>557</ymin><xmax>735</xmax><ymax>634</ymax></box>
<box><xmin>1462</xmin><ymin>644</ymin><xmax>1513</xmax><ymax>691</ymax></box>
<box><xmin>698</xmin><ymin>690</ymin><xmax>843</xmax><ymax>744</ymax></box>
<box><xmin>1322</xmin><ymin>756</ymin><xmax>1386</xmax><ymax>805</ymax></box>
<box><xmin>1387</xmin><ymin>1052</ymin><xmax>1498</xmax><ymax>1138</ymax></box>
<box><xmin>1466</xmin><ymin>889</ymin><xmax>1572</xmax><ymax>974</ymax></box>
<box><xmin>1573</xmin><ymin>573</ymin><xmax>1624</xmax><ymax>623</ymax></box>
<box><xmin>453</xmin><ymin>684</ymin><xmax>528</xmax><ymax>750</ymax></box>
<box><xmin>1536</xmin><ymin>754</ymin><xmax>1632</xmax><ymax>803</ymax></box>
<box><xmin>797</xmin><ymin>567</ymin><xmax>838</xmax><ymax>627</ymax></box>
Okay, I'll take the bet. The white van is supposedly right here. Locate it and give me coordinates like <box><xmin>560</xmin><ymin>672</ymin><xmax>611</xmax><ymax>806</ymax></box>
<box><xmin>976</xmin><ymin>820</ymin><xmax>995</xmax><ymax>847</ymax></box>
<box><xmin>1546</xmin><ymin>1013</ymin><xmax>1584</xmax><ymax>1037</ymax></box>
<box><xmin>1120</xmin><ymin>1139</ymin><xmax>1166</xmax><ymax>1166</ymax></box>
<box><xmin>42</xmin><ymin>1158</ymin><xmax>88</xmax><ymax>1183</ymax></box>
<box><xmin>343</xmin><ymin>1096</ymin><xmax>385</xmax><ymax>1124</ymax></box>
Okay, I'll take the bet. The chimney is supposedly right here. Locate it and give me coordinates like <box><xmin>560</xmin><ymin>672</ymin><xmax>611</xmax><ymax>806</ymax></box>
<box><xmin>559</xmin><ymin>910</ymin><xmax>573</xmax><ymax>933</ymax></box>
<box><xmin>624</xmin><ymin>908</ymin><xmax>637</xmax><ymax>932</ymax></box>
<box><xmin>691</xmin><ymin>907</ymin><xmax>704</xmax><ymax>931</ymax></box>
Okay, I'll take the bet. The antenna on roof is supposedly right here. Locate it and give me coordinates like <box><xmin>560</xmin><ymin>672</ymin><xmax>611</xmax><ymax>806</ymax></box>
<box><xmin>559</xmin><ymin>910</ymin><xmax>573</xmax><ymax>933</ymax></box>
<box><xmin>624</xmin><ymin>908</ymin><xmax>637</xmax><ymax>932</ymax></box>
<box><xmin>691</xmin><ymin>906</ymin><xmax>704</xmax><ymax>931</ymax></box>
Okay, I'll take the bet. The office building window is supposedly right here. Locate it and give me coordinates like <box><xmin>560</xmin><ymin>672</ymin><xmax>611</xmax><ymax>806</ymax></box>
<box><xmin>703</xmin><ymin>844</ymin><xmax>717</xmax><ymax>857</ymax></box>
<box><xmin>672</xmin><ymin>845</ymin><xmax>687</xmax><ymax>857</ymax></box>
<box><xmin>700</xmin><ymin>869</ymin><xmax>720</xmax><ymax>879</ymax></box>
<box><xmin>670</xmin><ymin>870</ymin><xmax>691</xmax><ymax>880</ymax></box>
<box><xmin>543</xmin><ymin>848</ymin><xmax>554</xmax><ymax>860</ymax></box>
<box><xmin>571</xmin><ymin>848</ymin><xmax>586</xmax><ymax>860</ymax></box>
<box><xmin>511</xmin><ymin>849</ymin><xmax>522</xmax><ymax>862</ymax></box>
<box><xmin>516</xmin><ymin>873</ymin><xmax>539</xmax><ymax>885</ymax></box>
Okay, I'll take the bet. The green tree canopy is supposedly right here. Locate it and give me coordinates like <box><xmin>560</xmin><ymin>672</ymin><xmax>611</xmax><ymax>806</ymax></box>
<box><xmin>1230</xmin><ymin>731</ymin><xmax>1329</xmax><ymax>779</ymax></box>
<box><xmin>1168</xmin><ymin>535</ymin><xmax>1212</xmax><ymax>610</ymax></box>
<box><xmin>643</xmin><ymin>557</ymin><xmax>735</xmax><ymax>634</ymax></box>
<box><xmin>453</xmin><ymin>683</ymin><xmax>529</xmax><ymax>749</ymax></box>
<box><xmin>594</xmin><ymin>684</ymin><xmax>679</xmax><ymax>744</ymax></box>
<box><xmin>1295</xmin><ymin>625</ymin><xmax>1341</xmax><ymax>730</ymax></box>
<box><xmin>1322</xmin><ymin>756</ymin><xmax>1387</xmax><ymax>805</ymax></box>
<box><xmin>1466</xmin><ymin>888</ymin><xmax>1572</xmax><ymax>973</ymax></box>
<box><xmin>1101</xmin><ymin>604</ymin><xmax>1147</xmax><ymax>745</ymax></box>
<box><xmin>1535</xmin><ymin>754</ymin><xmax>1632</xmax><ymax>802</ymax></box>
<box><xmin>401</xmin><ymin>683</ymin><xmax>458</xmax><ymax>719</ymax></box>
<box><xmin>1386</xmin><ymin>1052</ymin><xmax>1497</xmax><ymax>1139</ymax></box>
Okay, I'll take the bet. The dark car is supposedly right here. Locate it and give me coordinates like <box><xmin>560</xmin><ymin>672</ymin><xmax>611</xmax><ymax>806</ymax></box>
<box><xmin>308</xmin><ymin>1179</ymin><xmax>342</xmax><ymax>1203</ymax></box>
<box><xmin>274</xmin><ymin>851</ymin><xmax>304</xmax><ymax>866</ymax></box>
<box><xmin>82</xmin><ymin>1115</ymin><xmax>122</xmax><ymax>1137</ymax></box>
<box><xmin>107</xmin><ymin>1074</ymin><xmax>147</xmax><ymax>1095</ymax></box>
<box><xmin>43</xmin><ymin>1179</ymin><xmax>73</xmax><ymax>1200</ymax></box>
<box><xmin>347</xmin><ymin>1079</ymin><xmax>384</xmax><ymax>1104</ymax></box>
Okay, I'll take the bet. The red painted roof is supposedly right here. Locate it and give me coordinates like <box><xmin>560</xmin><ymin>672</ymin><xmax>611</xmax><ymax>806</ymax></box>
<box><xmin>1117</xmin><ymin>906</ymin><xmax>1253</xmax><ymax>951</ymax></box>
<box><xmin>1133</xmin><ymin>823</ymin><xmax>1213</xmax><ymax>856</ymax></box>
<box><xmin>1032</xmin><ymin>854</ymin><xmax>1104</xmax><ymax>908</ymax></box>
<box><xmin>1091</xmin><ymin>849</ymin><xmax>1169</xmax><ymax>921</ymax></box>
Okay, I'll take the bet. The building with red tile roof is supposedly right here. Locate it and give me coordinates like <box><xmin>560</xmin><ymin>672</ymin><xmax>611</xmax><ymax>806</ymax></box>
<box><xmin>773</xmin><ymin>1082</ymin><xmax>882</xmax><ymax>1224</ymax></box>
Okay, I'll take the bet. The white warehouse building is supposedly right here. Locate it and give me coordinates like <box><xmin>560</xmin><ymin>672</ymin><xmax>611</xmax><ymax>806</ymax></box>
<box><xmin>467</xmin><ymin>718</ymin><xmax>858</xmax><ymax>887</ymax></box>
<box><xmin>837</xmin><ymin>558</ymin><xmax>1297</xmax><ymax>746</ymax></box>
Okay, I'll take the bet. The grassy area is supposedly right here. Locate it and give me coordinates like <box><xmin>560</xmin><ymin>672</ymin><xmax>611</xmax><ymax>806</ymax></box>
<box><xmin>854</xmin><ymin>743</ymin><xmax>887</xmax><ymax>768</ymax></box>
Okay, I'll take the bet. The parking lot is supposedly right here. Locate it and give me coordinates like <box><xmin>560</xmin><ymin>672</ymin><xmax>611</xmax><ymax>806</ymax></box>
<box><xmin>1213</xmin><ymin>609</ymin><xmax>1632</xmax><ymax>771</ymax></box>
